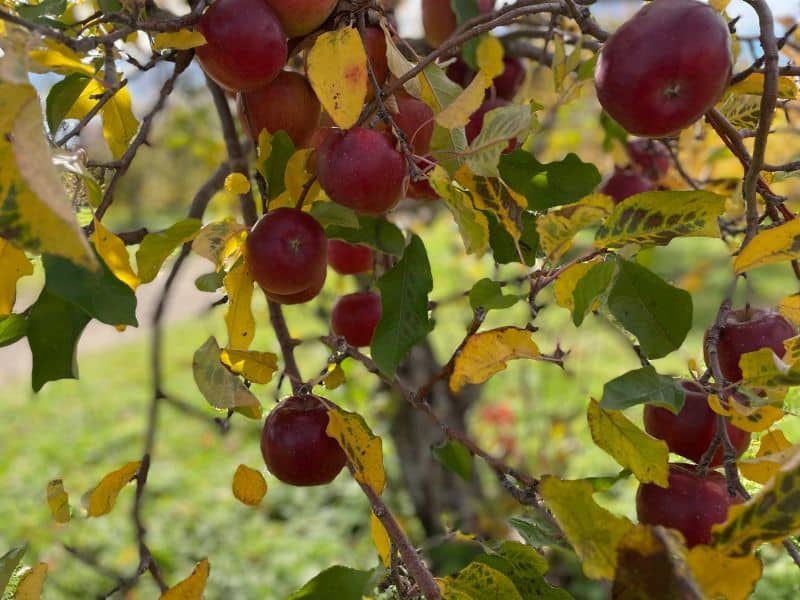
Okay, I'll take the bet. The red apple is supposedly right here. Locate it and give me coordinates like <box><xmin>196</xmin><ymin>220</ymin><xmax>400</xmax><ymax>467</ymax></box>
<box><xmin>636</xmin><ymin>464</ymin><xmax>742</xmax><ymax>547</ymax></box>
<box><xmin>261</xmin><ymin>395</ymin><xmax>347</xmax><ymax>486</ymax></box>
<box><xmin>238</xmin><ymin>70</ymin><xmax>321</xmax><ymax>147</ymax></box>
<box><xmin>446</xmin><ymin>57</ymin><xmax>475</xmax><ymax>88</ymax></box>
<box><xmin>245</xmin><ymin>207</ymin><xmax>327</xmax><ymax>295</ymax></box>
<box><xmin>594</xmin><ymin>0</ymin><xmax>732</xmax><ymax>137</ymax></box>
<box><xmin>393</xmin><ymin>92</ymin><xmax>434</xmax><ymax>155</ymax></box>
<box><xmin>266</xmin><ymin>265</ymin><xmax>326</xmax><ymax>305</ymax></box>
<box><xmin>627</xmin><ymin>138</ymin><xmax>671</xmax><ymax>180</ymax></box>
<box><xmin>331</xmin><ymin>291</ymin><xmax>382</xmax><ymax>347</ymax></box>
<box><xmin>644</xmin><ymin>380</ymin><xmax>750</xmax><ymax>467</ymax></box>
<box><xmin>491</xmin><ymin>57</ymin><xmax>525</xmax><ymax>100</ymax></box>
<box><xmin>422</xmin><ymin>0</ymin><xmax>495</xmax><ymax>48</ymax></box>
<box><xmin>263</xmin><ymin>0</ymin><xmax>337</xmax><ymax>38</ymax></box>
<box><xmin>363</xmin><ymin>26</ymin><xmax>389</xmax><ymax>100</ymax></box>
<box><xmin>406</xmin><ymin>156</ymin><xmax>438</xmax><ymax>201</ymax></box>
<box><xmin>316</xmin><ymin>127</ymin><xmax>407</xmax><ymax>215</ymax></box>
<box><xmin>196</xmin><ymin>0</ymin><xmax>288</xmax><ymax>92</ymax></box>
<box><xmin>704</xmin><ymin>307</ymin><xmax>797</xmax><ymax>382</ymax></box>
<box><xmin>328</xmin><ymin>240</ymin><xmax>373</xmax><ymax>275</ymax></box>
<box><xmin>599</xmin><ymin>167</ymin><xmax>657</xmax><ymax>205</ymax></box>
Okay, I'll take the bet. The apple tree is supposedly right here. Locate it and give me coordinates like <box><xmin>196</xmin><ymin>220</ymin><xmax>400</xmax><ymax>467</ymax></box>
<box><xmin>2</xmin><ymin>0</ymin><xmax>800</xmax><ymax>598</ymax></box>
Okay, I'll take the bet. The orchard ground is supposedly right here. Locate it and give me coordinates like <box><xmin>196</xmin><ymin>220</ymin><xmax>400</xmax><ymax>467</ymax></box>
<box><xmin>2</xmin><ymin>216</ymin><xmax>800</xmax><ymax>598</ymax></box>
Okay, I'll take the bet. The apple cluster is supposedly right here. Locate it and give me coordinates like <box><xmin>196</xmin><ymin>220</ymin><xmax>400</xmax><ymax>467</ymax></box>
<box><xmin>637</xmin><ymin>307</ymin><xmax>796</xmax><ymax>547</ymax></box>
<box><xmin>599</xmin><ymin>139</ymin><xmax>669</xmax><ymax>205</ymax></box>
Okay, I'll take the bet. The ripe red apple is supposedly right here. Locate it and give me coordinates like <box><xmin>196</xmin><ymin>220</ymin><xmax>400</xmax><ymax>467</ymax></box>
<box><xmin>245</xmin><ymin>207</ymin><xmax>327</xmax><ymax>295</ymax></box>
<box><xmin>316</xmin><ymin>128</ymin><xmax>407</xmax><ymax>215</ymax></box>
<box><xmin>261</xmin><ymin>395</ymin><xmax>347</xmax><ymax>486</ymax></box>
<box><xmin>363</xmin><ymin>27</ymin><xmax>388</xmax><ymax>100</ymax></box>
<box><xmin>407</xmin><ymin>159</ymin><xmax>438</xmax><ymax>201</ymax></box>
<box><xmin>263</xmin><ymin>0</ymin><xmax>337</xmax><ymax>38</ymax></box>
<box><xmin>331</xmin><ymin>291</ymin><xmax>382</xmax><ymax>347</ymax></box>
<box><xmin>393</xmin><ymin>93</ymin><xmax>434</xmax><ymax>155</ymax></box>
<box><xmin>594</xmin><ymin>0</ymin><xmax>732</xmax><ymax>137</ymax></box>
<box><xmin>491</xmin><ymin>57</ymin><xmax>525</xmax><ymax>100</ymax></box>
<box><xmin>238</xmin><ymin>71</ymin><xmax>321</xmax><ymax>147</ymax></box>
<box><xmin>644</xmin><ymin>380</ymin><xmax>750</xmax><ymax>467</ymax></box>
<box><xmin>636</xmin><ymin>464</ymin><xmax>742</xmax><ymax>547</ymax></box>
<box><xmin>422</xmin><ymin>0</ymin><xmax>495</xmax><ymax>48</ymax></box>
<box><xmin>466</xmin><ymin>98</ymin><xmax>515</xmax><ymax>152</ymax></box>
<box><xmin>195</xmin><ymin>0</ymin><xmax>288</xmax><ymax>92</ymax></box>
<box><xmin>328</xmin><ymin>240</ymin><xmax>372</xmax><ymax>275</ymax></box>
<box><xmin>266</xmin><ymin>266</ymin><xmax>326</xmax><ymax>305</ymax></box>
<box><xmin>627</xmin><ymin>139</ymin><xmax>670</xmax><ymax>180</ymax></box>
<box><xmin>704</xmin><ymin>307</ymin><xmax>797</xmax><ymax>382</ymax></box>
<box><xmin>446</xmin><ymin>57</ymin><xmax>475</xmax><ymax>88</ymax></box>
<box><xmin>599</xmin><ymin>167</ymin><xmax>657</xmax><ymax>205</ymax></box>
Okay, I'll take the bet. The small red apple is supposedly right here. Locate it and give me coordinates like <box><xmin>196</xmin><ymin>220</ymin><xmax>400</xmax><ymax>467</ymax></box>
<box><xmin>263</xmin><ymin>0</ymin><xmax>337</xmax><ymax>38</ymax></box>
<box><xmin>491</xmin><ymin>57</ymin><xmax>525</xmax><ymax>101</ymax></box>
<box><xmin>422</xmin><ymin>0</ymin><xmax>495</xmax><ymax>48</ymax></box>
<box><xmin>627</xmin><ymin>139</ymin><xmax>670</xmax><ymax>180</ymax></box>
<box><xmin>331</xmin><ymin>291</ymin><xmax>382</xmax><ymax>347</ymax></box>
<box><xmin>599</xmin><ymin>167</ymin><xmax>657</xmax><ymax>205</ymax></box>
<box><xmin>266</xmin><ymin>266</ymin><xmax>326</xmax><ymax>305</ymax></box>
<box><xmin>327</xmin><ymin>240</ymin><xmax>373</xmax><ymax>275</ymax></box>
<box><xmin>393</xmin><ymin>92</ymin><xmax>434</xmax><ymax>155</ymax></box>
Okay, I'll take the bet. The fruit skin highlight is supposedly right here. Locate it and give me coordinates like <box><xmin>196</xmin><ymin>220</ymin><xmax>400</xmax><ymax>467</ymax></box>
<box><xmin>594</xmin><ymin>0</ymin><xmax>732</xmax><ymax>137</ymax></box>
<box><xmin>261</xmin><ymin>395</ymin><xmax>347</xmax><ymax>486</ymax></box>
<box><xmin>195</xmin><ymin>0</ymin><xmax>288</xmax><ymax>92</ymax></box>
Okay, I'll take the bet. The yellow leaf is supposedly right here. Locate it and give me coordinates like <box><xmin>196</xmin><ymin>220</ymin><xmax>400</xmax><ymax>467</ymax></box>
<box><xmin>152</xmin><ymin>30</ymin><xmax>207</xmax><ymax>51</ymax></box>
<box><xmin>220</xmin><ymin>349</ymin><xmax>277</xmax><ymax>384</ymax></box>
<box><xmin>46</xmin><ymin>479</ymin><xmax>70</xmax><ymax>524</ymax></box>
<box><xmin>428</xmin><ymin>165</ymin><xmax>489</xmax><ymax>255</ymax></box>
<box><xmin>86</xmin><ymin>461</ymin><xmax>141</xmax><ymax>517</ymax></box>
<box><xmin>14</xmin><ymin>562</ymin><xmax>48</xmax><ymax>600</ymax></box>
<box><xmin>779</xmin><ymin>293</ymin><xmax>800</xmax><ymax>325</ymax></box>
<box><xmin>709</xmin><ymin>0</ymin><xmax>732</xmax><ymax>10</ymax></box>
<box><xmin>90</xmin><ymin>217</ymin><xmax>140</xmax><ymax>290</ymax></box>
<box><xmin>232</xmin><ymin>464</ymin><xmax>267</xmax><ymax>506</ymax></box>
<box><xmin>0</xmin><ymin>238</ymin><xmax>33</xmax><ymax>316</ymax></box>
<box><xmin>552</xmin><ymin>34</ymin><xmax>567</xmax><ymax>93</ymax></box>
<box><xmin>0</xmin><ymin>81</ymin><xmax>96</xmax><ymax>269</ymax></box>
<box><xmin>476</xmin><ymin>36</ymin><xmax>504</xmax><ymax>81</ymax></box>
<box><xmin>438</xmin><ymin>561</ymin><xmax>523</xmax><ymax>599</ymax></box>
<box><xmin>379</xmin><ymin>22</ymin><xmax>422</xmax><ymax>98</ymax></box>
<box><xmin>595</xmin><ymin>190</ymin><xmax>725</xmax><ymax>249</ymax></box>
<box><xmin>739</xmin><ymin>431</ymin><xmax>799</xmax><ymax>484</ymax></box>
<box><xmin>285</xmin><ymin>149</ymin><xmax>321</xmax><ymax>204</ymax></box>
<box><xmin>192</xmin><ymin>336</ymin><xmax>262</xmax><ymax>417</ymax></box>
<box><xmin>191</xmin><ymin>219</ymin><xmax>247</xmax><ymax>269</ymax></box>
<box><xmin>540</xmin><ymin>476</ymin><xmax>635</xmax><ymax>580</ymax></box>
<box><xmin>588</xmin><ymin>399</ymin><xmax>669</xmax><ymax>487</ymax></box>
<box><xmin>223</xmin><ymin>260</ymin><xmax>255</xmax><ymax>351</ymax></box>
<box><xmin>738</xmin><ymin>346</ymin><xmax>798</xmax><ymax>393</ymax></box>
<box><xmin>326</xmin><ymin>407</ymin><xmax>385</xmax><ymax>495</ymax></box>
<box><xmin>135</xmin><ymin>218</ymin><xmax>202</xmax><ymax>283</ymax></box>
<box><xmin>224</xmin><ymin>172</ymin><xmax>250</xmax><ymax>194</ymax></box>
<box><xmin>29</xmin><ymin>39</ymin><xmax>94</xmax><ymax>76</ymax></box>
<box><xmin>553</xmin><ymin>258</ymin><xmax>602</xmax><ymax>313</ymax></box>
<box><xmin>729</xmin><ymin>73</ymin><xmax>797</xmax><ymax>100</ymax></box>
<box><xmin>687</xmin><ymin>546</ymin><xmax>761</xmax><ymax>600</ymax></box>
<box><xmin>435</xmin><ymin>71</ymin><xmax>488</xmax><ymax>129</ymax></box>
<box><xmin>538</xmin><ymin>194</ymin><xmax>614</xmax><ymax>262</ymax></box>
<box><xmin>707</xmin><ymin>394</ymin><xmax>784</xmax><ymax>433</ymax></box>
<box><xmin>449</xmin><ymin>327</ymin><xmax>540</xmax><ymax>392</ymax></box>
<box><xmin>734</xmin><ymin>218</ymin><xmax>800</xmax><ymax>273</ymax></box>
<box><xmin>306</xmin><ymin>27</ymin><xmax>367</xmax><ymax>129</ymax></box>
<box><xmin>323</xmin><ymin>363</ymin><xmax>346</xmax><ymax>390</ymax></box>
<box><xmin>455</xmin><ymin>166</ymin><xmax>526</xmax><ymax>240</ymax></box>
<box><xmin>370</xmin><ymin>511</ymin><xmax>391</xmax><ymax>567</ymax></box>
<box><xmin>101</xmin><ymin>85</ymin><xmax>138</xmax><ymax>160</ymax></box>
<box><xmin>160</xmin><ymin>558</ymin><xmax>210</xmax><ymax>600</ymax></box>
<box><xmin>713</xmin><ymin>451</ymin><xmax>800</xmax><ymax>554</ymax></box>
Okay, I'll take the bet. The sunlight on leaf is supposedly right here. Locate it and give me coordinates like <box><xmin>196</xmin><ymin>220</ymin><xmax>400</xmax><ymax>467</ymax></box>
<box><xmin>14</xmin><ymin>562</ymin><xmax>48</xmax><ymax>600</ymax></box>
<box><xmin>90</xmin><ymin>217</ymin><xmax>140</xmax><ymax>291</ymax></box>
<box><xmin>0</xmin><ymin>238</ymin><xmax>33</xmax><ymax>316</ymax></box>
<box><xmin>220</xmin><ymin>349</ymin><xmax>277</xmax><ymax>384</ymax></box>
<box><xmin>326</xmin><ymin>407</ymin><xmax>385</xmax><ymax>495</ymax></box>
<box><xmin>192</xmin><ymin>336</ymin><xmax>262</xmax><ymax>417</ymax></box>
<box><xmin>160</xmin><ymin>558</ymin><xmax>210</xmax><ymax>600</ymax></box>
<box><xmin>46</xmin><ymin>479</ymin><xmax>70</xmax><ymax>524</ymax></box>
<box><xmin>223</xmin><ymin>260</ymin><xmax>255</xmax><ymax>351</ymax></box>
<box><xmin>85</xmin><ymin>461</ymin><xmax>140</xmax><ymax>518</ymax></box>
<box><xmin>152</xmin><ymin>30</ymin><xmax>207</xmax><ymax>51</ymax></box>
<box><xmin>370</xmin><ymin>512</ymin><xmax>391</xmax><ymax>568</ymax></box>
<box><xmin>232</xmin><ymin>464</ymin><xmax>267</xmax><ymax>506</ymax></box>
<box><xmin>686</xmin><ymin>546</ymin><xmax>762</xmax><ymax>600</ymax></box>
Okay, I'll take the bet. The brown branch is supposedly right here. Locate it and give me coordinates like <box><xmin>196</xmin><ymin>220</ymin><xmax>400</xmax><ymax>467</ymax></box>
<box><xmin>268</xmin><ymin>300</ymin><xmax>303</xmax><ymax>395</ymax></box>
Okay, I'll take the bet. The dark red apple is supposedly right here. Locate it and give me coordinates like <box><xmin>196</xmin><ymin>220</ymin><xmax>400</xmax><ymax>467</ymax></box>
<box><xmin>446</xmin><ymin>57</ymin><xmax>475</xmax><ymax>88</ymax></box>
<box><xmin>331</xmin><ymin>291</ymin><xmax>382</xmax><ymax>347</ymax></box>
<box><xmin>261</xmin><ymin>395</ymin><xmax>347</xmax><ymax>486</ymax></box>
<box><xmin>263</xmin><ymin>0</ymin><xmax>337</xmax><ymax>38</ymax></box>
<box><xmin>704</xmin><ymin>307</ymin><xmax>796</xmax><ymax>382</ymax></box>
<box><xmin>594</xmin><ymin>0</ymin><xmax>732</xmax><ymax>137</ymax></box>
<box><xmin>406</xmin><ymin>156</ymin><xmax>438</xmax><ymax>201</ymax></box>
<box><xmin>644</xmin><ymin>380</ymin><xmax>750</xmax><ymax>467</ymax></box>
<box><xmin>491</xmin><ymin>57</ymin><xmax>525</xmax><ymax>100</ymax></box>
<box><xmin>636</xmin><ymin>464</ymin><xmax>742</xmax><ymax>548</ymax></box>
<box><xmin>599</xmin><ymin>167</ymin><xmax>657</xmax><ymax>205</ymax></box>
<box><xmin>266</xmin><ymin>266</ymin><xmax>326</xmax><ymax>305</ymax></box>
<box><xmin>316</xmin><ymin>127</ymin><xmax>407</xmax><ymax>215</ymax></box>
<box><xmin>328</xmin><ymin>240</ymin><xmax>372</xmax><ymax>275</ymax></box>
<box><xmin>195</xmin><ymin>0</ymin><xmax>288</xmax><ymax>92</ymax></box>
<box><xmin>245</xmin><ymin>207</ymin><xmax>327</xmax><ymax>295</ymax></box>
<box><xmin>422</xmin><ymin>0</ymin><xmax>495</xmax><ymax>48</ymax></box>
<box><xmin>363</xmin><ymin>26</ymin><xmax>389</xmax><ymax>100</ymax></box>
<box><xmin>393</xmin><ymin>92</ymin><xmax>434</xmax><ymax>155</ymax></box>
<box><xmin>238</xmin><ymin>70</ymin><xmax>321</xmax><ymax>147</ymax></box>
<box><xmin>627</xmin><ymin>138</ymin><xmax>671</xmax><ymax>180</ymax></box>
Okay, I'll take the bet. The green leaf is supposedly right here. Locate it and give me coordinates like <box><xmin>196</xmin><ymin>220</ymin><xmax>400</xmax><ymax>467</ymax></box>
<box><xmin>487</xmin><ymin>211</ymin><xmax>538</xmax><ymax>266</ymax></box>
<box><xmin>287</xmin><ymin>566</ymin><xmax>373</xmax><ymax>600</ymax></box>
<box><xmin>601</xmin><ymin>366</ymin><xmax>686</xmax><ymax>413</ymax></box>
<box><xmin>440</xmin><ymin>561</ymin><xmax>523</xmax><ymax>600</ymax></box>
<box><xmin>260</xmin><ymin>130</ymin><xmax>294</xmax><ymax>199</ymax></box>
<box><xmin>572</xmin><ymin>257</ymin><xmax>615</xmax><ymax>326</ymax></box>
<box><xmin>0</xmin><ymin>314</ymin><xmax>27</xmax><ymax>348</ymax></box>
<box><xmin>192</xmin><ymin>336</ymin><xmax>261</xmax><ymax>417</ymax></box>
<box><xmin>309</xmin><ymin>202</ymin><xmax>359</xmax><ymax>229</ymax></box>
<box><xmin>371</xmin><ymin>235</ymin><xmax>434</xmax><ymax>375</ymax></box>
<box><xmin>135</xmin><ymin>218</ymin><xmax>202</xmax><ymax>283</ymax></box>
<box><xmin>607</xmin><ymin>258</ymin><xmax>692</xmax><ymax>359</ymax></box>
<box><xmin>508</xmin><ymin>515</ymin><xmax>568</xmax><ymax>550</ymax></box>
<box><xmin>326</xmin><ymin>216</ymin><xmax>405</xmax><ymax>256</ymax></box>
<box><xmin>499</xmin><ymin>151</ymin><xmax>601</xmax><ymax>210</ymax></box>
<box><xmin>432</xmin><ymin>439</ymin><xmax>474</xmax><ymax>482</ymax></box>
<box><xmin>576</xmin><ymin>53</ymin><xmax>598</xmax><ymax>81</ymax></box>
<box><xmin>599</xmin><ymin>111</ymin><xmax>627</xmax><ymax>151</ymax></box>
<box><xmin>46</xmin><ymin>73</ymin><xmax>91</xmax><ymax>133</ymax></box>
<box><xmin>42</xmin><ymin>253</ymin><xmax>137</xmax><ymax>326</ymax></box>
<box><xmin>422</xmin><ymin>62</ymin><xmax>468</xmax><ymax>172</ymax></box>
<box><xmin>17</xmin><ymin>0</ymin><xmax>66</xmax><ymax>23</ymax></box>
<box><xmin>195</xmin><ymin>271</ymin><xmax>225</xmax><ymax>292</ymax></box>
<box><xmin>474</xmin><ymin>542</ymin><xmax>574</xmax><ymax>599</ymax></box>
<box><xmin>0</xmin><ymin>545</ymin><xmax>27</xmax><ymax>595</ymax></box>
<box><xmin>452</xmin><ymin>0</ymin><xmax>482</xmax><ymax>68</ymax></box>
<box><xmin>468</xmin><ymin>278</ymin><xmax>519</xmax><ymax>311</ymax></box>
<box><xmin>27</xmin><ymin>290</ymin><xmax>91</xmax><ymax>392</ymax></box>
<box><xmin>467</xmin><ymin>104</ymin><xmax>533</xmax><ymax>177</ymax></box>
